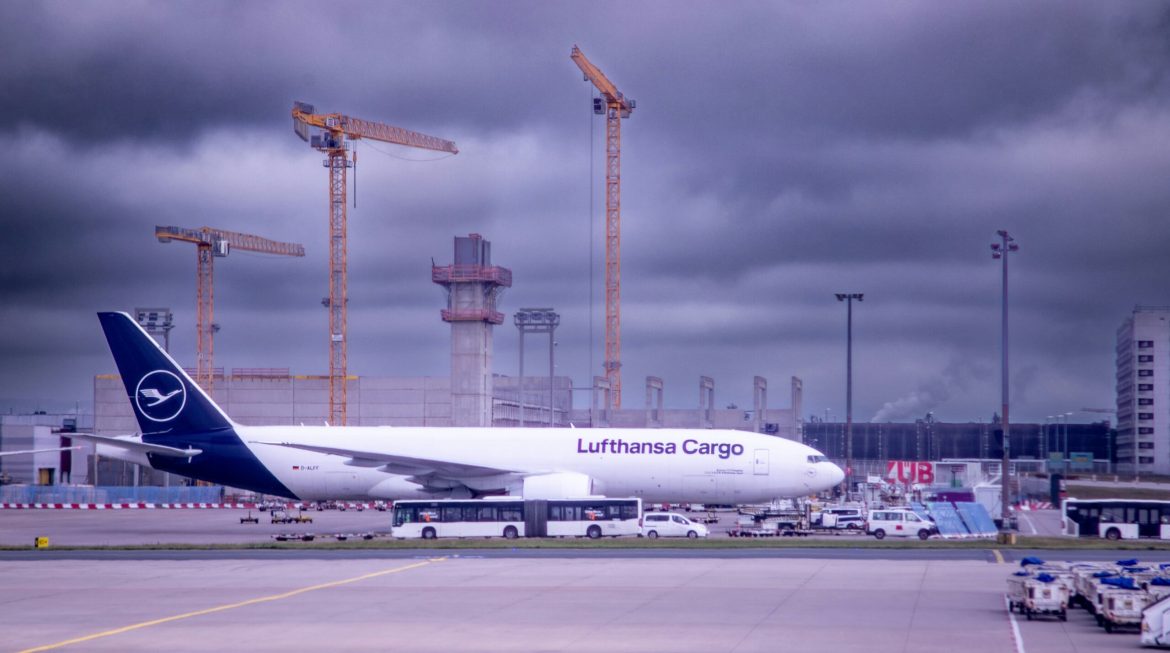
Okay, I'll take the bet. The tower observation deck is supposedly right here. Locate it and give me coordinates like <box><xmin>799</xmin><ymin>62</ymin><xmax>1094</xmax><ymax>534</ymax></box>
<box><xmin>433</xmin><ymin>234</ymin><xmax>512</xmax><ymax>426</ymax></box>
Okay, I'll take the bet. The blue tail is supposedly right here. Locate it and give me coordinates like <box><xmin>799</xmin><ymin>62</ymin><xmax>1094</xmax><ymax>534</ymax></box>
<box><xmin>98</xmin><ymin>312</ymin><xmax>232</xmax><ymax>436</ymax></box>
<box><xmin>98</xmin><ymin>311</ymin><xmax>296</xmax><ymax>497</ymax></box>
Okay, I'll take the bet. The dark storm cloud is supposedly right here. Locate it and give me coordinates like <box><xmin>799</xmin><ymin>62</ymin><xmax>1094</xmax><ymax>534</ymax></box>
<box><xmin>0</xmin><ymin>1</ymin><xmax>597</xmax><ymax>146</ymax></box>
<box><xmin>2</xmin><ymin>1</ymin><xmax>1169</xmax><ymax>422</ymax></box>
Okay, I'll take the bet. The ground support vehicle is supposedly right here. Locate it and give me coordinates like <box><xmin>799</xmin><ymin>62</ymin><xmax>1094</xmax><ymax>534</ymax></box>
<box><xmin>1019</xmin><ymin>560</ymin><xmax>1080</xmax><ymax>601</ymax></box>
<box><xmin>726</xmin><ymin>515</ymin><xmax>801</xmax><ymax>537</ymax></box>
<box><xmin>814</xmin><ymin>506</ymin><xmax>866</xmax><ymax>530</ymax></box>
<box><xmin>641</xmin><ymin>512</ymin><xmax>709</xmax><ymax>539</ymax></box>
<box><xmin>1071</xmin><ymin>566</ymin><xmax>1115</xmax><ymax>611</ymax></box>
<box><xmin>1063</xmin><ymin>498</ymin><xmax>1170</xmax><ymax>540</ymax></box>
<box><xmin>239</xmin><ymin>510</ymin><xmax>259</xmax><ymax>524</ymax></box>
<box><xmin>270</xmin><ymin>510</ymin><xmax>313</xmax><ymax>525</ymax></box>
<box><xmin>866</xmin><ymin>509</ymin><xmax>938</xmax><ymax>540</ymax></box>
<box><xmin>1020</xmin><ymin>575</ymin><xmax>1069</xmax><ymax>621</ymax></box>
<box><xmin>393</xmin><ymin>497</ymin><xmax>641</xmax><ymax>539</ymax></box>
<box><xmin>1148</xmin><ymin>578</ymin><xmax>1170</xmax><ymax>603</ymax></box>
<box><xmin>1083</xmin><ymin>575</ymin><xmax>1140</xmax><ymax>625</ymax></box>
<box><xmin>1098</xmin><ymin>585</ymin><xmax>1147</xmax><ymax>633</ymax></box>
<box><xmin>1083</xmin><ymin>574</ymin><xmax>1122</xmax><ymax>618</ymax></box>
<box><xmin>727</xmin><ymin>526</ymin><xmax>778</xmax><ymax>537</ymax></box>
<box><xmin>272</xmin><ymin>533</ymin><xmax>315</xmax><ymax>542</ymax></box>
<box><xmin>1142</xmin><ymin>594</ymin><xmax>1170</xmax><ymax>647</ymax></box>
<box><xmin>1006</xmin><ymin>572</ymin><xmax>1029</xmax><ymax>613</ymax></box>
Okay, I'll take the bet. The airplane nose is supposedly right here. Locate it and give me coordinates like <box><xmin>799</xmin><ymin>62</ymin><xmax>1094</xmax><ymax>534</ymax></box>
<box><xmin>829</xmin><ymin>463</ymin><xmax>845</xmax><ymax>487</ymax></box>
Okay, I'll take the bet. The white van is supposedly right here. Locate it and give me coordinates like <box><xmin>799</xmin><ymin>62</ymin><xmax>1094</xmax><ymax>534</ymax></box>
<box><xmin>641</xmin><ymin>512</ymin><xmax>709</xmax><ymax>539</ymax></box>
<box><xmin>866</xmin><ymin>509</ymin><xmax>938</xmax><ymax>540</ymax></box>
<box><xmin>818</xmin><ymin>506</ymin><xmax>865</xmax><ymax>530</ymax></box>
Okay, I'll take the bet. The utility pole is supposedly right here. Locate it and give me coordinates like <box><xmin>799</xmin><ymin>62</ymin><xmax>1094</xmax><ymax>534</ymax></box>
<box><xmin>835</xmin><ymin>293</ymin><xmax>863</xmax><ymax>498</ymax></box>
<box><xmin>990</xmin><ymin>230</ymin><xmax>1018</xmax><ymax>530</ymax></box>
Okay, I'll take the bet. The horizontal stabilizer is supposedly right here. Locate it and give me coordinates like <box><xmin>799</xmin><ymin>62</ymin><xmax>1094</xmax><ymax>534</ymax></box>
<box><xmin>71</xmin><ymin>433</ymin><xmax>203</xmax><ymax>458</ymax></box>
<box><xmin>0</xmin><ymin>446</ymin><xmax>81</xmax><ymax>457</ymax></box>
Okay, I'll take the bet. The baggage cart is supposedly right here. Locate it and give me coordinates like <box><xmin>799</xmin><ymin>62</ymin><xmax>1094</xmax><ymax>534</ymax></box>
<box><xmin>1020</xmin><ymin>574</ymin><xmax>1069</xmax><ymax>621</ymax></box>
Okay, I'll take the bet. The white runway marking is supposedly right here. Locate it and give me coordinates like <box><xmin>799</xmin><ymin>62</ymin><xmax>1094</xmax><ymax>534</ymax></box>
<box><xmin>1004</xmin><ymin>595</ymin><xmax>1027</xmax><ymax>653</ymax></box>
<box><xmin>1019</xmin><ymin>512</ymin><xmax>1039</xmax><ymax>535</ymax></box>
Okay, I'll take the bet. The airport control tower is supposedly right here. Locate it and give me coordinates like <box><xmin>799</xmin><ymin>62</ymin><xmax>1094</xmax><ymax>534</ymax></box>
<box><xmin>433</xmin><ymin>234</ymin><xmax>512</xmax><ymax>427</ymax></box>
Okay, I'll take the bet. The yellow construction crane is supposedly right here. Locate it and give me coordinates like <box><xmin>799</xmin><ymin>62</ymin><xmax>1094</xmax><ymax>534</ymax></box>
<box><xmin>571</xmin><ymin>45</ymin><xmax>636</xmax><ymax>409</ymax></box>
<box><xmin>156</xmin><ymin>226</ymin><xmax>306</xmax><ymax>393</ymax></box>
<box><xmin>291</xmin><ymin>101</ymin><xmax>458</xmax><ymax>425</ymax></box>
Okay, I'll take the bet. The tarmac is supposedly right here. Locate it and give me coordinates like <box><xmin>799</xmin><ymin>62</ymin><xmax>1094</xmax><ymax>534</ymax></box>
<box><xmin>0</xmin><ymin>508</ymin><xmax>1156</xmax><ymax>652</ymax></box>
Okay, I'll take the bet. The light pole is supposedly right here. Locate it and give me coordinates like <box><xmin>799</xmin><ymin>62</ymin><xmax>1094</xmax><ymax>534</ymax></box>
<box><xmin>1046</xmin><ymin>416</ymin><xmax>1054</xmax><ymax>466</ymax></box>
<box><xmin>835</xmin><ymin>292</ymin><xmax>863</xmax><ymax>499</ymax></box>
<box><xmin>515</xmin><ymin>308</ymin><xmax>560</xmax><ymax>427</ymax></box>
<box><xmin>990</xmin><ymin>230</ymin><xmax>1018</xmax><ymax>529</ymax></box>
<box><xmin>1039</xmin><ymin>416</ymin><xmax>1047</xmax><ymax>461</ymax></box>
<box><xmin>1058</xmin><ymin>413</ymin><xmax>1065</xmax><ymax>467</ymax></box>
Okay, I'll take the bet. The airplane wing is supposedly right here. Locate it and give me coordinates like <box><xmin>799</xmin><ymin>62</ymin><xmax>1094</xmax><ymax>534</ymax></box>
<box><xmin>0</xmin><ymin>446</ymin><xmax>81</xmax><ymax>457</ymax></box>
<box><xmin>252</xmin><ymin>441</ymin><xmax>520</xmax><ymax>478</ymax></box>
<box><xmin>70</xmin><ymin>432</ymin><xmax>203</xmax><ymax>458</ymax></box>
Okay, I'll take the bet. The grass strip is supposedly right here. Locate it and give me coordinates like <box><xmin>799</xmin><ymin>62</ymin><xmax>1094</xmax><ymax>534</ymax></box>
<box><xmin>7</xmin><ymin>535</ymin><xmax>1170</xmax><ymax>552</ymax></box>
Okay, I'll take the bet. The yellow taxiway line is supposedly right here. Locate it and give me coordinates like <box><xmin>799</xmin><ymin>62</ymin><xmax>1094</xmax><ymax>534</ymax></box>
<box><xmin>19</xmin><ymin>558</ymin><xmax>444</xmax><ymax>653</ymax></box>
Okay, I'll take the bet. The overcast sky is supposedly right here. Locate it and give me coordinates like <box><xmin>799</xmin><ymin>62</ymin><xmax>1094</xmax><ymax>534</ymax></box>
<box><xmin>2</xmin><ymin>1</ymin><xmax>1168</xmax><ymax>424</ymax></box>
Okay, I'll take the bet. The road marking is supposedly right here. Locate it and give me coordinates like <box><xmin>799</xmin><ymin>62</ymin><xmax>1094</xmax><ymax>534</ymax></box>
<box><xmin>1004</xmin><ymin>595</ymin><xmax>1027</xmax><ymax>653</ymax></box>
<box><xmin>992</xmin><ymin>549</ymin><xmax>1005</xmax><ymax>564</ymax></box>
<box><xmin>1018</xmin><ymin>512</ymin><xmax>1039</xmax><ymax>535</ymax></box>
<box><xmin>18</xmin><ymin>558</ymin><xmax>442</xmax><ymax>653</ymax></box>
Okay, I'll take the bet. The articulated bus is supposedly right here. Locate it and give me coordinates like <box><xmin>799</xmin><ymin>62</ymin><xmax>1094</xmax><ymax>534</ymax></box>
<box><xmin>391</xmin><ymin>497</ymin><xmax>642</xmax><ymax>540</ymax></box>
<box><xmin>1062</xmin><ymin>498</ymin><xmax>1170</xmax><ymax>540</ymax></box>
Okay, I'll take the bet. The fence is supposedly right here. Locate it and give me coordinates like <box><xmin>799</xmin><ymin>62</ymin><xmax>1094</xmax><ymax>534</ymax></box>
<box><xmin>0</xmin><ymin>485</ymin><xmax>225</xmax><ymax>504</ymax></box>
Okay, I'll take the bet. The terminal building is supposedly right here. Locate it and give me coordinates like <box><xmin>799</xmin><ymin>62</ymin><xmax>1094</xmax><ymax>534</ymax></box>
<box><xmin>1116</xmin><ymin>305</ymin><xmax>1170</xmax><ymax>475</ymax></box>
<box><xmin>802</xmin><ymin>415</ymin><xmax>1114</xmax><ymax>480</ymax></box>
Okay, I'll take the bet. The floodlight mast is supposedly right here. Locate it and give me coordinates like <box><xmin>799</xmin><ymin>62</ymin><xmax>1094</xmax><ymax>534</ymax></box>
<box><xmin>990</xmin><ymin>230</ymin><xmax>1019</xmax><ymax>530</ymax></box>
<box><xmin>835</xmin><ymin>292</ymin><xmax>863</xmax><ymax>498</ymax></box>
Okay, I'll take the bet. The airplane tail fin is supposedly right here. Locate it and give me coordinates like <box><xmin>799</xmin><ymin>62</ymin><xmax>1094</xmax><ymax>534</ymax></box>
<box><xmin>98</xmin><ymin>312</ymin><xmax>233</xmax><ymax>436</ymax></box>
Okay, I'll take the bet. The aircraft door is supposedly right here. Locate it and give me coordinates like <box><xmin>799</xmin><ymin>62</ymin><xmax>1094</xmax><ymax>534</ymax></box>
<box><xmin>753</xmin><ymin>449</ymin><xmax>769</xmax><ymax>475</ymax></box>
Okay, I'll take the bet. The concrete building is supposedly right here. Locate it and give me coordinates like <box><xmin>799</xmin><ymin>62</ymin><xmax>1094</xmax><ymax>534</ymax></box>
<box><xmin>0</xmin><ymin>413</ymin><xmax>88</xmax><ymax>486</ymax></box>
<box><xmin>1116</xmin><ymin>306</ymin><xmax>1170</xmax><ymax>475</ymax></box>
<box><xmin>433</xmin><ymin>234</ymin><xmax>512</xmax><ymax>427</ymax></box>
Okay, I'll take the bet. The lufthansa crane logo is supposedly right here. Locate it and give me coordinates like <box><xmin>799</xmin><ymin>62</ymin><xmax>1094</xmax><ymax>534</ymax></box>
<box><xmin>134</xmin><ymin>370</ymin><xmax>187</xmax><ymax>422</ymax></box>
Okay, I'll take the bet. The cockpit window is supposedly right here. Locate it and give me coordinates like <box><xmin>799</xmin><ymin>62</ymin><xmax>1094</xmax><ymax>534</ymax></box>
<box><xmin>806</xmin><ymin>455</ymin><xmax>829</xmax><ymax>464</ymax></box>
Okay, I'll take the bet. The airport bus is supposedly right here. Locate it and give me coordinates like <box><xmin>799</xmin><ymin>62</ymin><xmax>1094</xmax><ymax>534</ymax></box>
<box><xmin>1062</xmin><ymin>498</ymin><xmax>1170</xmax><ymax>540</ymax></box>
<box><xmin>391</xmin><ymin>497</ymin><xmax>642</xmax><ymax>540</ymax></box>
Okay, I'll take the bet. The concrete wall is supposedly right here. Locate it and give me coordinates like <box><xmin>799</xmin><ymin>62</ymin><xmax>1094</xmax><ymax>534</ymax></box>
<box><xmin>567</xmin><ymin>407</ymin><xmax>798</xmax><ymax>439</ymax></box>
<box><xmin>95</xmin><ymin>375</ymin><xmax>452</xmax><ymax>430</ymax></box>
<box><xmin>449</xmin><ymin>316</ymin><xmax>493</xmax><ymax>427</ymax></box>
<box><xmin>0</xmin><ymin>421</ymin><xmax>64</xmax><ymax>485</ymax></box>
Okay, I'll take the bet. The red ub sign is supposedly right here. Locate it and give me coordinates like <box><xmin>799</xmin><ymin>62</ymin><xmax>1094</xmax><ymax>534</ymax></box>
<box><xmin>886</xmin><ymin>461</ymin><xmax>935</xmax><ymax>485</ymax></box>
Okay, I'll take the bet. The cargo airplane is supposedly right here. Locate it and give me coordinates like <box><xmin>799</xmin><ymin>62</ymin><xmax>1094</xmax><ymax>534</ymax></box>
<box><xmin>79</xmin><ymin>312</ymin><xmax>844</xmax><ymax>502</ymax></box>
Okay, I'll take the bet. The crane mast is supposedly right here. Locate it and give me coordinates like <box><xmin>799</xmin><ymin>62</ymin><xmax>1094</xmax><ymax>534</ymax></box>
<box><xmin>571</xmin><ymin>45</ymin><xmax>635</xmax><ymax>409</ymax></box>
<box><xmin>291</xmin><ymin>102</ymin><xmax>458</xmax><ymax>425</ymax></box>
<box><xmin>156</xmin><ymin>226</ymin><xmax>306</xmax><ymax>392</ymax></box>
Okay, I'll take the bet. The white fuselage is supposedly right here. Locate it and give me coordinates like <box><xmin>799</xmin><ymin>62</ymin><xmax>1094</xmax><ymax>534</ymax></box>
<box><xmin>231</xmin><ymin>425</ymin><xmax>844</xmax><ymax>503</ymax></box>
